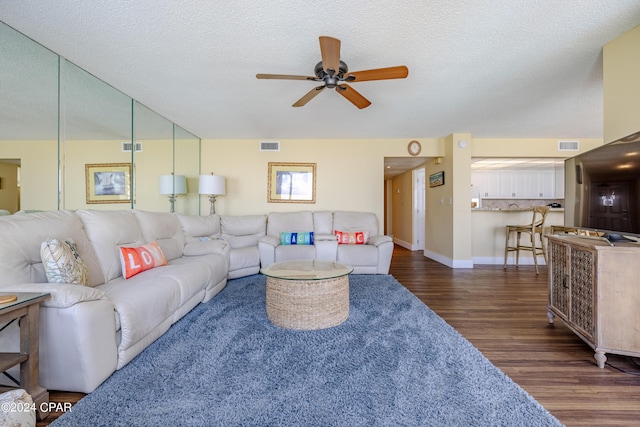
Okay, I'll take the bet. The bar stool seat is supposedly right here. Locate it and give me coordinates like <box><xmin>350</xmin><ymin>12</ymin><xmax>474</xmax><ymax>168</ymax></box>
<box><xmin>504</xmin><ymin>206</ymin><xmax>550</xmax><ymax>274</ymax></box>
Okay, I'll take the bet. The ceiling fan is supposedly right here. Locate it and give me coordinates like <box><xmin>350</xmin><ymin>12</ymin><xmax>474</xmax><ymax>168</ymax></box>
<box><xmin>256</xmin><ymin>36</ymin><xmax>408</xmax><ymax>109</ymax></box>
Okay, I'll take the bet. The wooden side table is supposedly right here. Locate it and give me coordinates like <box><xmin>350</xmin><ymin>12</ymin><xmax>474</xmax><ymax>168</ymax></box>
<box><xmin>0</xmin><ymin>292</ymin><xmax>51</xmax><ymax>420</ymax></box>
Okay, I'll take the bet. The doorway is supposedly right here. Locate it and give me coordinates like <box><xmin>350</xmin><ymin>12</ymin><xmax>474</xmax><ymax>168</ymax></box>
<box><xmin>413</xmin><ymin>167</ymin><xmax>426</xmax><ymax>250</ymax></box>
<box><xmin>588</xmin><ymin>180</ymin><xmax>635</xmax><ymax>232</ymax></box>
<box><xmin>0</xmin><ymin>159</ymin><xmax>20</xmax><ymax>214</ymax></box>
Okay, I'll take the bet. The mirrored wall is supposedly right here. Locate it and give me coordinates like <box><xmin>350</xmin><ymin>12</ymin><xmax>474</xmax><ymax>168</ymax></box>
<box><xmin>0</xmin><ymin>20</ymin><xmax>201</xmax><ymax>215</ymax></box>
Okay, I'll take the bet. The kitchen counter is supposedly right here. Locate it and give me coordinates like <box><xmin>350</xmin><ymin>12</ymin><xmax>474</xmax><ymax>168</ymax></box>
<box><xmin>471</xmin><ymin>208</ymin><xmax>565</xmax><ymax>265</ymax></box>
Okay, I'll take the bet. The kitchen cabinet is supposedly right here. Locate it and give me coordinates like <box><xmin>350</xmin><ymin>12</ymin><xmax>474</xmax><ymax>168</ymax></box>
<box><xmin>547</xmin><ymin>235</ymin><xmax>640</xmax><ymax>368</ymax></box>
<box><xmin>473</xmin><ymin>170</ymin><xmax>501</xmax><ymax>198</ymax></box>
<box><xmin>536</xmin><ymin>170</ymin><xmax>555</xmax><ymax>198</ymax></box>
<box><xmin>472</xmin><ymin>169</ymin><xmax>557</xmax><ymax>199</ymax></box>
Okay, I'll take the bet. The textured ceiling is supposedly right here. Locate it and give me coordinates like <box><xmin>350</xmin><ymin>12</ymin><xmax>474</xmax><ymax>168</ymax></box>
<box><xmin>1</xmin><ymin>0</ymin><xmax>640</xmax><ymax>141</ymax></box>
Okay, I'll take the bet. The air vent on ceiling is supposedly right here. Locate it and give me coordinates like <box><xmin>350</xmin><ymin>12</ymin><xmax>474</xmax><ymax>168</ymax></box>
<box><xmin>121</xmin><ymin>141</ymin><xmax>143</xmax><ymax>152</ymax></box>
<box><xmin>558</xmin><ymin>140</ymin><xmax>579</xmax><ymax>151</ymax></box>
<box><xmin>260</xmin><ymin>141</ymin><xmax>280</xmax><ymax>151</ymax></box>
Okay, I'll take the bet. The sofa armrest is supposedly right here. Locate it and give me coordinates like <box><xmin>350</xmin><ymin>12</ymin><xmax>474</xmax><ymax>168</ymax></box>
<box><xmin>183</xmin><ymin>239</ymin><xmax>229</xmax><ymax>257</ymax></box>
<box><xmin>314</xmin><ymin>233</ymin><xmax>337</xmax><ymax>241</ymax></box>
<box><xmin>1</xmin><ymin>283</ymin><xmax>107</xmax><ymax>309</ymax></box>
<box><xmin>367</xmin><ymin>235</ymin><xmax>393</xmax><ymax>247</ymax></box>
<box><xmin>258</xmin><ymin>235</ymin><xmax>280</xmax><ymax>248</ymax></box>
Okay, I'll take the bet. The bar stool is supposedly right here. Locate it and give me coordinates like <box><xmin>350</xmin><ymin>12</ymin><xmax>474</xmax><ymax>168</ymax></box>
<box><xmin>503</xmin><ymin>206</ymin><xmax>550</xmax><ymax>274</ymax></box>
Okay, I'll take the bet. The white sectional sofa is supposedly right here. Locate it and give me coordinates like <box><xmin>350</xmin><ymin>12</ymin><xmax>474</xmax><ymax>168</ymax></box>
<box><xmin>258</xmin><ymin>211</ymin><xmax>394</xmax><ymax>274</ymax></box>
<box><xmin>0</xmin><ymin>209</ymin><xmax>229</xmax><ymax>393</ymax></box>
<box><xmin>0</xmin><ymin>209</ymin><xmax>392</xmax><ymax>393</ymax></box>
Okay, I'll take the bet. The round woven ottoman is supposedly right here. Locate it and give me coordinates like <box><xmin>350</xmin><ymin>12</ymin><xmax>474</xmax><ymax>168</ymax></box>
<box><xmin>262</xmin><ymin>260</ymin><xmax>352</xmax><ymax>330</ymax></box>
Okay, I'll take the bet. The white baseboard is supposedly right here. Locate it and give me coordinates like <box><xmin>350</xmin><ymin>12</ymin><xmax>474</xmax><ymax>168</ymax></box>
<box><xmin>473</xmin><ymin>256</ymin><xmax>547</xmax><ymax>266</ymax></box>
<box><xmin>393</xmin><ymin>238</ymin><xmax>416</xmax><ymax>251</ymax></box>
<box><xmin>423</xmin><ymin>250</ymin><xmax>474</xmax><ymax>269</ymax></box>
<box><xmin>406</xmin><ymin>247</ymin><xmax>546</xmax><ymax>269</ymax></box>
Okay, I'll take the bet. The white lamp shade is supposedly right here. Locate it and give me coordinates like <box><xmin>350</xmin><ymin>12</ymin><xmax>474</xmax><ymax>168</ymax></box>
<box><xmin>159</xmin><ymin>175</ymin><xmax>187</xmax><ymax>195</ymax></box>
<box><xmin>199</xmin><ymin>175</ymin><xmax>225</xmax><ymax>195</ymax></box>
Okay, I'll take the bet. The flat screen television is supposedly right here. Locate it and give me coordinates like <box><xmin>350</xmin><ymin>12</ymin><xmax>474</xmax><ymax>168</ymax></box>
<box><xmin>564</xmin><ymin>131</ymin><xmax>640</xmax><ymax>242</ymax></box>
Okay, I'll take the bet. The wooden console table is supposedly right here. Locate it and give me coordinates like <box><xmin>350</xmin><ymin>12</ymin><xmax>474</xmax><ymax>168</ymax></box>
<box><xmin>547</xmin><ymin>235</ymin><xmax>640</xmax><ymax>368</ymax></box>
<box><xmin>0</xmin><ymin>292</ymin><xmax>50</xmax><ymax>420</ymax></box>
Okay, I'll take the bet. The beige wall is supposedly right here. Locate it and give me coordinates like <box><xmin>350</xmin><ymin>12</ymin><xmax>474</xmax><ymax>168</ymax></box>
<box><xmin>200</xmin><ymin>138</ymin><xmax>442</xmax><ymax>224</ymax></box>
<box><xmin>1</xmin><ymin>135</ymin><xmax>604</xmax><ymax>268</ymax></box>
<box><xmin>423</xmin><ymin>134</ymin><xmax>474</xmax><ymax>267</ymax></box>
<box><xmin>603</xmin><ymin>24</ymin><xmax>640</xmax><ymax>144</ymax></box>
<box><xmin>472</xmin><ymin>137</ymin><xmax>603</xmax><ymax>157</ymax></box>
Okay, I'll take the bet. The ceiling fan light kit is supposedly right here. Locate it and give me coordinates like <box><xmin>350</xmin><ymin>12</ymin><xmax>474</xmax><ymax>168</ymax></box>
<box><xmin>257</xmin><ymin>36</ymin><xmax>408</xmax><ymax>109</ymax></box>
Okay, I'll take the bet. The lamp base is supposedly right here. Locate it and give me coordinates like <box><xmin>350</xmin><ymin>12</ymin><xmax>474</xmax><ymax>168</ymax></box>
<box><xmin>208</xmin><ymin>195</ymin><xmax>218</xmax><ymax>215</ymax></box>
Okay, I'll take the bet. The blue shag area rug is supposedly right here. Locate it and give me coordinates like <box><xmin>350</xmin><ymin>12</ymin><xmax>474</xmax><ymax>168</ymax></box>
<box><xmin>52</xmin><ymin>274</ymin><xmax>562</xmax><ymax>426</ymax></box>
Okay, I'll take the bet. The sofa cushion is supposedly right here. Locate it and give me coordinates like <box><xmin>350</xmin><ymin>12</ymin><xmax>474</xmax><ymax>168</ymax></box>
<box><xmin>41</xmin><ymin>237</ymin><xmax>88</xmax><ymax>285</ymax></box>
<box><xmin>313</xmin><ymin>211</ymin><xmax>334</xmax><ymax>235</ymax></box>
<box><xmin>275</xmin><ymin>244</ymin><xmax>316</xmax><ymax>262</ymax></box>
<box><xmin>76</xmin><ymin>210</ymin><xmax>144</xmax><ymax>283</ymax></box>
<box><xmin>228</xmin><ymin>246</ymin><xmax>260</xmax><ymax>274</ymax></box>
<box><xmin>98</xmin><ymin>271</ymin><xmax>182</xmax><ymax>355</ymax></box>
<box><xmin>168</xmin><ymin>252</ymin><xmax>228</xmax><ymax>300</ymax></box>
<box><xmin>337</xmin><ymin>243</ymin><xmax>379</xmax><ymax>266</ymax></box>
<box><xmin>280</xmin><ymin>231</ymin><xmax>314</xmax><ymax>245</ymax></box>
<box><xmin>0</xmin><ymin>210</ymin><xmax>103</xmax><ymax>287</ymax></box>
<box><xmin>176</xmin><ymin>214</ymin><xmax>221</xmax><ymax>240</ymax></box>
<box><xmin>182</xmin><ymin>239</ymin><xmax>228</xmax><ymax>257</ymax></box>
<box><xmin>133</xmin><ymin>210</ymin><xmax>186</xmax><ymax>261</ymax></box>
<box><xmin>266</xmin><ymin>211</ymin><xmax>314</xmax><ymax>237</ymax></box>
<box><xmin>221</xmin><ymin>215</ymin><xmax>266</xmax><ymax>249</ymax></box>
<box><xmin>332</xmin><ymin>211</ymin><xmax>380</xmax><ymax>237</ymax></box>
<box><xmin>119</xmin><ymin>241</ymin><xmax>167</xmax><ymax>279</ymax></box>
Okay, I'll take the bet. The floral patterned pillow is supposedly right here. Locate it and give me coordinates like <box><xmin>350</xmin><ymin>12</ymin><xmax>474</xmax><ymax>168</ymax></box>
<box><xmin>41</xmin><ymin>237</ymin><xmax>88</xmax><ymax>285</ymax></box>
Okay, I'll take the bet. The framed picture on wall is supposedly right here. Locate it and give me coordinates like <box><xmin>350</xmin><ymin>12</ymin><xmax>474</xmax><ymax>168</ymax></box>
<box><xmin>429</xmin><ymin>171</ymin><xmax>445</xmax><ymax>188</ymax></box>
<box><xmin>267</xmin><ymin>162</ymin><xmax>316</xmax><ymax>203</ymax></box>
<box><xmin>85</xmin><ymin>163</ymin><xmax>132</xmax><ymax>204</ymax></box>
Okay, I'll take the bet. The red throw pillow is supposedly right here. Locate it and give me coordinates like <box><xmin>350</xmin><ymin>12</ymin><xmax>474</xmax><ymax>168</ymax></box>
<box><xmin>334</xmin><ymin>230</ymin><xmax>369</xmax><ymax>245</ymax></box>
<box><xmin>119</xmin><ymin>241</ymin><xmax>167</xmax><ymax>279</ymax></box>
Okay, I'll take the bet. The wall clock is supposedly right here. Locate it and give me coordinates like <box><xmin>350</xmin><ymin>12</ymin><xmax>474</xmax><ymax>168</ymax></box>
<box><xmin>408</xmin><ymin>140</ymin><xmax>421</xmax><ymax>156</ymax></box>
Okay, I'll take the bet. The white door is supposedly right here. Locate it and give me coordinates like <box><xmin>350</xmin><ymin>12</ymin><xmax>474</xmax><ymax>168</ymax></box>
<box><xmin>413</xmin><ymin>168</ymin><xmax>426</xmax><ymax>250</ymax></box>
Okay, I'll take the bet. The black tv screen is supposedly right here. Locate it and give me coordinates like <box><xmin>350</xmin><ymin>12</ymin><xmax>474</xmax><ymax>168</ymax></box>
<box><xmin>565</xmin><ymin>132</ymin><xmax>640</xmax><ymax>239</ymax></box>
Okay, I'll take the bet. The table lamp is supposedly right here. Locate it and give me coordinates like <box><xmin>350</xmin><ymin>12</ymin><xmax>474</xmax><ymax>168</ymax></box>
<box><xmin>198</xmin><ymin>174</ymin><xmax>225</xmax><ymax>215</ymax></box>
<box><xmin>159</xmin><ymin>174</ymin><xmax>187</xmax><ymax>213</ymax></box>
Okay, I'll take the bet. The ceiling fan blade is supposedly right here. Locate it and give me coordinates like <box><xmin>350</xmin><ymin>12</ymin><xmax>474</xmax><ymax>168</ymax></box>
<box><xmin>336</xmin><ymin>84</ymin><xmax>371</xmax><ymax>109</ymax></box>
<box><xmin>345</xmin><ymin>66</ymin><xmax>409</xmax><ymax>82</ymax></box>
<box><xmin>256</xmin><ymin>73</ymin><xmax>319</xmax><ymax>81</ymax></box>
<box><xmin>292</xmin><ymin>85</ymin><xmax>325</xmax><ymax>107</ymax></box>
<box><xmin>319</xmin><ymin>36</ymin><xmax>341</xmax><ymax>75</ymax></box>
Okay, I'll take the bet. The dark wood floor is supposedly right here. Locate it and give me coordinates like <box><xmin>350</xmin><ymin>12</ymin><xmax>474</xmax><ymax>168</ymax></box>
<box><xmin>39</xmin><ymin>246</ymin><xmax>640</xmax><ymax>426</ymax></box>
